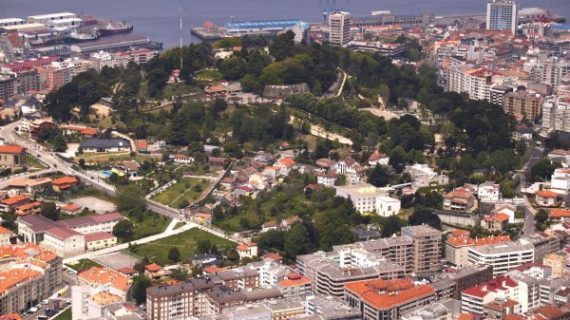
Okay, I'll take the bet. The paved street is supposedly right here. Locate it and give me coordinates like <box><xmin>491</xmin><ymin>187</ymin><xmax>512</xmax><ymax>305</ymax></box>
<box><xmin>515</xmin><ymin>144</ymin><xmax>544</xmax><ymax>237</ymax></box>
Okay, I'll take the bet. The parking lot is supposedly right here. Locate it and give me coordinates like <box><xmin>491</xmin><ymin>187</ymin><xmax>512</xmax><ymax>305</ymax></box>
<box><xmin>70</xmin><ymin>196</ymin><xmax>116</xmax><ymax>214</ymax></box>
<box><xmin>94</xmin><ymin>252</ymin><xmax>140</xmax><ymax>270</ymax></box>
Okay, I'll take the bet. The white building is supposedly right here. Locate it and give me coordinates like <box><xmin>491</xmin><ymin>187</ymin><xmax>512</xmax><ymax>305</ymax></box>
<box><xmin>542</xmin><ymin>97</ymin><xmax>570</xmax><ymax>133</ymax></box>
<box><xmin>27</xmin><ymin>12</ymin><xmax>78</xmax><ymax>25</ymax></box>
<box><xmin>89</xmin><ymin>51</ymin><xmax>130</xmax><ymax>71</ymax></box>
<box><xmin>328</xmin><ymin>11</ymin><xmax>351</xmax><ymax>46</ymax></box>
<box><xmin>71</xmin><ymin>286</ymin><xmax>125</xmax><ymax>320</ymax></box>
<box><xmin>461</xmin><ymin>275</ymin><xmax>520</xmax><ymax>315</ymax></box>
<box><xmin>476</xmin><ymin>181</ymin><xmax>501</xmax><ymax>202</ymax></box>
<box><xmin>486</xmin><ymin>0</ymin><xmax>519</xmax><ymax>35</ymax></box>
<box><xmin>316</xmin><ymin>172</ymin><xmax>338</xmax><ymax>187</ymax></box>
<box><xmin>467</xmin><ymin>240</ymin><xmax>535</xmax><ymax>276</ymax></box>
<box><xmin>0</xmin><ymin>226</ymin><xmax>14</xmax><ymax>246</ymax></box>
<box><xmin>405</xmin><ymin>164</ymin><xmax>449</xmax><ymax>188</ymax></box>
<box><xmin>447</xmin><ymin>65</ymin><xmax>493</xmax><ymax>102</ymax></box>
<box><xmin>42</xmin><ymin>226</ymin><xmax>86</xmax><ymax>257</ymax></box>
<box><xmin>335</xmin><ymin>183</ymin><xmax>400</xmax><ymax>216</ymax></box>
<box><xmin>551</xmin><ymin>168</ymin><xmax>570</xmax><ymax>191</ymax></box>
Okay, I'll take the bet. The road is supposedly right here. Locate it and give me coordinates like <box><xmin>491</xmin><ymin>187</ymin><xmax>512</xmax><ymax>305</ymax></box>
<box><xmin>515</xmin><ymin>143</ymin><xmax>544</xmax><ymax>237</ymax></box>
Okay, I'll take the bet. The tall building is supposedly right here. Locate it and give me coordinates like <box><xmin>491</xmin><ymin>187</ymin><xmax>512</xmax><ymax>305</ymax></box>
<box><xmin>486</xmin><ymin>0</ymin><xmax>519</xmax><ymax>35</ymax></box>
<box><xmin>543</xmin><ymin>97</ymin><xmax>570</xmax><ymax>133</ymax></box>
<box><xmin>328</xmin><ymin>11</ymin><xmax>351</xmax><ymax>46</ymax></box>
<box><xmin>401</xmin><ymin>225</ymin><xmax>443</xmax><ymax>276</ymax></box>
<box><xmin>467</xmin><ymin>240</ymin><xmax>534</xmax><ymax>276</ymax></box>
<box><xmin>502</xmin><ymin>91</ymin><xmax>543</xmax><ymax>122</ymax></box>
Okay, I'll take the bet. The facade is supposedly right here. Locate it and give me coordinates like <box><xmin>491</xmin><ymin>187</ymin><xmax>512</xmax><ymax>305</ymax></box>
<box><xmin>84</xmin><ymin>232</ymin><xmax>117</xmax><ymax>251</ymax></box>
<box><xmin>461</xmin><ymin>275</ymin><xmax>519</xmax><ymax>315</ymax></box>
<box><xmin>344</xmin><ymin>278</ymin><xmax>436</xmax><ymax>320</ymax></box>
<box><xmin>447</xmin><ymin>65</ymin><xmax>493</xmax><ymax>102</ymax></box>
<box><xmin>543</xmin><ymin>97</ymin><xmax>570</xmax><ymax>133</ymax></box>
<box><xmin>486</xmin><ymin>0</ymin><xmax>519</xmax><ymax>34</ymax></box>
<box><xmin>78</xmin><ymin>139</ymin><xmax>131</xmax><ymax>153</ymax></box>
<box><xmin>543</xmin><ymin>252</ymin><xmax>567</xmax><ymax>278</ymax></box>
<box><xmin>42</xmin><ymin>226</ymin><xmax>86</xmax><ymax>257</ymax></box>
<box><xmin>467</xmin><ymin>240</ymin><xmax>535</xmax><ymax>276</ymax></box>
<box><xmin>443</xmin><ymin>187</ymin><xmax>476</xmax><ymax>212</ymax></box>
<box><xmin>401</xmin><ymin>225</ymin><xmax>442</xmax><ymax>276</ymax></box>
<box><xmin>329</xmin><ymin>11</ymin><xmax>351</xmax><ymax>46</ymax></box>
<box><xmin>0</xmin><ymin>145</ymin><xmax>25</xmax><ymax>167</ymax></box>
<box><xmin>445</xmin><ymin>235</ymin><xmax>511</xmax><ymax>267</ymax></box>
<box><xmin>503</xmin><ymin>91</ymin><xmax>543</xmax><ymax>121</ymax></box>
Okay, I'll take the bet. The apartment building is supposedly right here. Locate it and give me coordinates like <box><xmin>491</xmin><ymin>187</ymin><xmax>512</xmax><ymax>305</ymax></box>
<box><xmin>486</xmin><ymin>0</ymin><xmax>519</xmax><ymax>34</ymax></box>
<box><xmin>543</xmin><ymin>252</ymin><xmax>568</xmax><ymax>278</ymax></box>
<box><xmin>147</xmin><ymin>279</ymin><xmax>215</xmax><ymax>320</ymax></box>
<box><xmin>467</xmin><ymin>240</ymin><xmax>535</xmax><ymax>276</ymax></box>
<box><xmin>445</xmin><ymin>235</ymin><xmax>511</xmax><ymax>267</ymax></box>
<box><xmin>328</xmin><ymin>11</ymin><xmax>351</xmax><ymax>46</ymax></box>
<box><xmin>77</xmin><ymin>266</ymin><xmax>130</xmax><ymax>300</ymax></box>
<box><xmin>297</xmin><ymin>248</ymin><xmax>405</xmax><ymax>297</ymax></box>
<box><xmin>0</xmin><ymin>243</ymin><xmax>62</xmax><ymax>315</ymax></box>
<box><xmin>344</xmin><ymin>278</ymin><xmax>436</xmax><ymax>320</ymax></box>
<box><xmin>401</xmin><ymin>225</ymin><xmax>443</xmax><ymax>276</ymax></box>
<box><xmin>447</xmin><ymin>65</ymin><xmax>493</xmax><ymax>102</ymax></box>
<box><xmin>543</xmin><ymin>97</ymin><xmax>570</xmax><ymax>133</ymax></box>
<box><xmin>461</xmin><ymin>276</ymin><xmax>519</xmax><ymax>315</ymax></box>
<box><xmin>503</xmin><ymin>91</ymin><xmax>543</xmax><ymax>121</ymax></box>
<box><xmin>530</xmin><ymin>57</ymin><xmax>570</xmax><ymax>88</ymax></box>
<box><xmin>71</xmin><ymin>286</ymin><xmax>124</xmax><ymax>320</ymax></box>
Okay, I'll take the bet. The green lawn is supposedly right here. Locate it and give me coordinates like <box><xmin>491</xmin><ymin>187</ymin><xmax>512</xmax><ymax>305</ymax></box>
<box><xmin>128</xmin><ymin>229</ymin><xmax>234</xmax><ymax>265</ymax></box>
<box><xmin>24</xmin><ymin>154</ymin><xmax>47</xmax><ymax>169</ymax></box>
<box><xmin>65</xmin><ymin>259</ymin><xmax>102</xmax><ymax>272</ymax></box>
<box><xmin>151</xmin><ymin>178</ymin><xmax>212</xmax><ymax>208</ymax></box>
<box><xmin>195</xmin><ymin>69</ymin><xmax>223</xmax><ymax>81</ymax></box>
<box><xmin>125</xmin><ymin>212</ymin><xmax>170</xmax><ymax>241</ymax></box>
<box><xmin>53</xmin><ymin>307</ymin><xmax>71</xmax><ymax>320</ymax></box>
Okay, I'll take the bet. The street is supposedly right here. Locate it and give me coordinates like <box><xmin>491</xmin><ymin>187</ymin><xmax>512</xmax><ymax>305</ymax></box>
<box><xmin>515</xmin><ymin>143</ymin><xmax>544</xmax><ymax>237</ymax></box>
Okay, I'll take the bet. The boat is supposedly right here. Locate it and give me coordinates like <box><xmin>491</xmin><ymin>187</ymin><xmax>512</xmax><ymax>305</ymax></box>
<box><xmin>97</xmin><ymin>21</ymin><xmax>133</xmax><ymax>36</ymax></box>
<box><xmin>69</xmin><ymin>30</ymin><xmax>99</xmax><ymax>41</ymax></box>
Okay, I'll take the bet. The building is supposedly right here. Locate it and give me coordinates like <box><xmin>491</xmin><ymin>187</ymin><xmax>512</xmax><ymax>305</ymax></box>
<box><xmin>543</xmin><ymin>97</ymin><xmax>570</xmax><ymax>133</ymax></box>
<box><xmin>42</xmin><ymin>226</ymin><xmax>85</xmax><ymax>257</ymax></box>
<box><xmin>536</xmin><ymin>190</ymin><xmax>559</xmax><ymax>207</ymax></box>
<box><xmin>503</xmin><ymin>91</ymin><xmax>543</xmax><ymax>122</ymax></box>
<box><xmin>328</xmin><ymin>11</ymin><xmax>351</xmax><ymax>46</ymax></box>
<box><xmin>335</xmin><ymin>184</ymin><xmax>400</xmax><ymax>216</ymax></box>
<box><xmin>467</xmin><ymin>240</ymin><xmax>535</xmax><ymax>276</ymax></box>
<box><xmin>0</xmin><ymin>227</ymin><xmax>15</xmax><ymax>246</ymax></box>
<box><xmin>344</xmin><ymin>278</ymin><xmax>436</xmax><ymax>320</ymax></box>
<box><xmin>77</xmin><ymin>266</ymin><xmax>130</xmax><ymax>299</ymax></box>
<box><xmin>84</xmin><ymin>232</ymin><xmax>117</xmax><ymax>251</ymax></box>
<box><xmin>71</xmin><ymin>287</ymin><xmax>124</xmax><ymax>320</ymax></box>
<box><xmin>443</xmin><ymin>187</ymin><xmax>476</xmax><ymax>212</ymax></box>
<box><xmin>461</xmin><ymin>275</ymin><xmax>519</xmax><ymax>315</ymax></box>
<box><xmin>486</xmin><ymin>0</ymin><xmax>519</xmax><ymax>34</ymax></box>
<box><xmin>146</xmin><ymin>278</ymin><xmax>216</xmax><ymax>319</ymax></box>
<box><xmin>51</xmin><ymin>176</ymin><xmax>78</xmax><ymax>192</ymax></box>
<box><xmin>446</xmin><ymin>235</ymin><xmax>511</xmax><ymax>268</ymax></box>
<box><xmin>446</xmin><ymin>65</ymin><xmax>493</xmax><ymax>102</ymax></box>
<box><xmin>78</xmin><ymin>139</ymin><xmax>131</xmax><ymax>153</ymax></box>
<box><xmin>400</xmin><ymin>299</ymin><xmax>462</xmax><ymax>320</ymax></box>
<box><xmin>543</xmin><ymin>252</ymin><xmax>567</xmax><ymax>278</ymax></box>
<box><xmin>27</xmin><ymin>12</ymin><xmax>78</xmax><ymax>25</ymax></box>
<box><xmin>0</xmin><ymin>145</ymin><xmax>25</xmax><ymax>167</ymax></box>
<box><xmin>401</xmin><ymin>225</ymin><xmax>443</xmax><ymax>276</ymax></box>
<box><xmin>405</xmin><ymin>164</ymin><xmax>449</xmax><ymax>188</ymax></box>
<box><xmin>0</xmin><ymin>243</ymin><xmax>62</xmax><ymax>315</ymax></box>
<box><xmin>0</xmin><ymin>75</ymin><xmax>16</xmax><ymax>100</ymax></box>
<box><xmin>277</xmin><ymin>272</ymin><xmax>311</xmax><ymax>297</ymax></box>
<box><xmin>530</xmin><ymin>57</ymin><xmax>570</xmax><ymax>88</ymax></box>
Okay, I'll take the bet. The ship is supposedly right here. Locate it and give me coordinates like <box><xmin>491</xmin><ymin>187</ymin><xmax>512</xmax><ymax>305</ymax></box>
<box><xmin>97</xmin><ymin>21</ymin><xmax>134</xmax><ymax>36</ymax></box>
<box><xmin>69</xmin><ymin>30</ymin><xmax>99</xmax><ymax>41</ymax></box>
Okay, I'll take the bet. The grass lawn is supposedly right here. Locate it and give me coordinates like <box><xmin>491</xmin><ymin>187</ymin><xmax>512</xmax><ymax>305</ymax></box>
<box><xmin>53</xmin><ymin>308</ymin><xmax>71</xmax><ymax>320</ymax></box>
<box><xmin>124</xmin><ymin>212</ymin><xmax>170</xmax><ymax>241</ymax></box>
<box><xmin>75</xmin><ymin>152</ymin><xmax>158</xmax><ymax>164</ymax></box>
<box><xmin>195</xmin><ymin>69</ymin><xmax>223</xmax><ymax>81</ymax></box>
<box><xmin>24</xmin><ymin>155</ymin><xmax>47</xmax><ymax>169</ymax></box>
<box><xmin>65</xmin><ymin>258</ymin><xmax>102</xmax><ymax>272</ymax></box>
<box><xmin>151</xmin><ymin>178</ymin><xmax>211</xmax><ymax>208</ymax></box>
<box><xmin>128</xmin><ymin>229</ymin><xmax>234</xmax><ymax>265</ymax></box>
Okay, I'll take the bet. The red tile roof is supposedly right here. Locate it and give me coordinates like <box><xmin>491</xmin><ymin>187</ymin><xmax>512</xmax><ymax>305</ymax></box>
<box><xmin>537</xmin><ymin>190</ymin><xmax>559</xmax><ymax>198</ymax></box>
<box><xmin>84</xmin><ymin>232</ymin><xmax>114</xmax><ymax>242</ymax></box>
<box><xmin>344</xmin><ymin>278</ymin><xmax>434</xmax><ymax>310</ymax></box>
<box><xmin>534</xmin><ymin>305</ymin><xmax>564</xmax><ymax>320</ymax></box>
<box><xmin>145</xmin><ymin>263</ymin><xmax>162</xmax><ymax>272</ymax></box>
<box><xmin>0</xmin><ymin>145</ymin><xmax>24</xmax><ymax>155</ymax></box>
<box><xmin>457</xmin><ymin>314</ymin><xmax>475</xmax><ymax>320</ymax></box>
<box><xmin>550</xmin><ymin>209</ymin><xmax>570</xmax><ymax>219</ymax></box>
<box><xmin>52</xmin><ymin>176</ymin><xmax>77</xmax><ymax>186</ymax></box>
<box><xmin>1</xmin><ymin>194</ymin><xmax>30</xmax><ymax>206</ymax></box>
<box><xmin>462</xmin><ymin>276</ymin><xmax>517</xmax><ymax>298</ymax></box>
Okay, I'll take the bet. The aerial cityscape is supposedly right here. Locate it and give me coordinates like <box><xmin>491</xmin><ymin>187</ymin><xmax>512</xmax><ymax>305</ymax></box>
<box><xmin>1</xmin><ymin>0</ymin><xmax>570</xmax><ymax>320</ymax></box>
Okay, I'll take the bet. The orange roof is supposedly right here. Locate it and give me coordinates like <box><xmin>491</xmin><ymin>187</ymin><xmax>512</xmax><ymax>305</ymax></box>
<box><xmin>1</xmin><ymin>194</ymin><xmax>29</xmax><ymax>206</ymax></box>
<box><xmin>457</xmin><ymin>313</ymin><xmax>475</xmax><ymax>320</ymax></box>
<box><xmin>537</xmin><ymin>190</ymin><xmax>558</xmax><ymax>198</ymax></box>
<box><xmin>279</xmin><ymin>274</ymin><xmax>311</xmax><ymax>287</ymax></box>
<box><xmin>236</xmin><ymin>242</ymin><xmax>257</xmax><ymax>252</ymax></box>
<box><xmin>0</xmin><ymin>226</ymin><xmax>12</xmax><ymax>235</ymax></box>
<box><xmin>0</xmin><ymin>314</ymin><xmax>23</xmax><ymax>320</ymax></box>
<box><xmin>535</xmin><ymin>305</ymin><xmax>564</xmax><ymax>320</ymax></box>
<box><xmin>447</xmin><ymin>235</ymin><xmax>510</xmax><ymax>247</ymax></box>
<box><xmin>0</xmin><ymin>268</ymin><xmax>40</xmax><ymax>294</ymax></box>
<box><xmin>450</xmin><ymin>229</ymin><xmax>470</xmax><ymax>237</ymax></box>
<box><xmin>78</xmin><ymin>266</ymin><xmax>130</xmax><ymax>292</ymax></box>
<box><xmin>203</xmin><ymin>265</ymin><xmax>223</xmax><ymax>274</ymax></box>
<box><xmin>0</xmin><ymin>242</ymin><xmax>57</xmax><ymax>262</ymax></box>
<box><xmin>550</xmin><ymin>209</ymin><xmax>570</xmax><ymax>218</ymax></box>
<box><xmin>16</xmin><ymin>201</ymin><xmax>41</xmax><ymax>211</ymax></box>
<box><xmin>344</xmin><ymin>278</ymin><xmax>434</xmax><ymax>310</ymax></box>
<box><xmin>61</xmin><ymin>203</ymin><xmax>81</xmax><ymax>212</ymax></box>
<box><xmin>144</xmin><ymin>263</ymin><xmax>162</xmax><ymax>272</ymax></box>
<box><xmin>278</xmin><ymin>157</ymin><xmax>295</xmax><ymax>168</ymax></box>
<box><xmin>0</xmin><ymin>145</ymin><xmax>24</xmax><ymax>154</ymax></box>
<box><xmin>52</xmin><ymin>176</ymin><xmax>77</xmax><ymax>186</ymax></box>
<box><xmin>484</xmin><ymin>213</ymin><xmax>510</xmax><ymax>223</ymax></box>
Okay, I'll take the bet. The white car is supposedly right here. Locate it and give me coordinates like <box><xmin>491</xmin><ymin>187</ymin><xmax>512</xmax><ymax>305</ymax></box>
<box><xmin>29</xmin><ymin>307</ymin><xmax>38</xmax><ymax>313</ymax></box>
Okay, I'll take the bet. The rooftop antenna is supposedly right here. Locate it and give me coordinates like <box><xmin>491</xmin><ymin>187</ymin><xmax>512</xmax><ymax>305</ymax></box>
<box><xmin>179</xmin><ymin>5</ymin><xmax>184</xmax><ymax>71</ymax></box>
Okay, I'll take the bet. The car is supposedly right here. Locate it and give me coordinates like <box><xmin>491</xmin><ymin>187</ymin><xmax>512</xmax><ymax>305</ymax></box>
<box><xmin>42</xmin><ymin>299</ymin><xmax>49</xmax><ymax>305</ymax></box>
<box><xmin>29</xmin><ymin>307</ymin><xmax>38</xmax><ymax>313</ymax></box>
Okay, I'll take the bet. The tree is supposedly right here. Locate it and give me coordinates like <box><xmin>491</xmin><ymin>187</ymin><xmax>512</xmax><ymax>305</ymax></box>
<box><xmin>40</xmin><ymin>202</ymin><xmax>59</xmax><ymax>221</ymax></box>
<box><xmin>284</xmin><ymin>223</ymin><xmax>310</xmax><ymax>259</ymax></box>
<box><xmin>112</xmin><ymin>220</ymin><xmax>134</xmax><ymax>239</ymax></box>
<box><xmin>211</xmin><ymin>98</ymin><xmax>228</xmax><ymax>114</ymax></box>
<box><xmin>535</xmin><ymin>209</ymin><xmax>549</xmax><ymax>231</ymax></box>
<box><xmin>197</xmin><ymin>239</ymin><xmax>212</xmax><ymax>254</ymax></box>
<box><xmin>409</xmin><ymin>207</ymin><xmax>441</xmax><ymax>229</ymax></box>
<box><xmin>382</xmin><ymin>216</ymin><xmax>402</xmax><ymax>237</ymax></box>
<box><xmin>226</xmin><ymin>249</ymin><xmax>239</xmax><ymax>263</ymax></box>
<box><xmin>117</xmin><ymin>184</ymin><xmax>146</xmax><ymax>219</ymax></box>
<box><xmin>368</xmin><ymin>164</ymin><xmax>392</xmax><ymax>187</ymax></box>
<box><xmin>269</xmin><ymin>31</ymin><xmax>295</xmax><ymax>61</ymax></box>
<box><xmin>530</xmin><ymin>159</ymin><xmax>560</xmax><ymax>182</ymax></box>
<box><xmin>171</xmin><ymin>268</ymin><xmax>189</xmax><ymax>281</ymax></box>
<box><xmin>389</xmin><ymin>146</ymin><xmax>407</xmax><ymax>173</ymax></box>
<box><xmin>131</xmin><ymin>276</ymin><xmax>152</xmax><ymax>304</ymax></box>
<box><xmin>168</xmin><ymin>247</ymin><xmax>181</xmax><ymax>262</ymax></box>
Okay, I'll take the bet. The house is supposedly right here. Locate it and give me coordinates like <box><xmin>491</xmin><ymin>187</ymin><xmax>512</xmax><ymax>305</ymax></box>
<box><xmin>209</xmin><ymin>157</ymin><xmax>226</xmax><ymax>168</ymax></box>
<box><xmin>476</xmin><ymin>182</ymin><xmax>501</xmax><ymax>202</ymax></box>
<box><xmin>0</xmin><ymin>226</ymin><xmax>15</xmax><ymax>246</ymax></box>
<box><xmin>368</xmin><ymin>150</ymin><xmax>389</xmax><ymax>166</ymax></box>
<box><xmin>220</xmin><ymin>177</ymin><xmax>236</xmax><ymax>190</ymax></box>
<box><xmin>281</xmin><ymin>216</ymin><xmax>302</xmax><ymax>230</ymax></box>
<box><xmin>316</xmin><ymin>172</ymin><xmax>338</xmax><ymax>187</ymax></box>
<box><xmin>536</xmin><ymin>190</ymin><xmax>560</xmax><ymax>207</ymax></box>
<box><xmin>336</xmin><ymin>183</ymin><xmax>400</xmax><ymax>216</ymax></box>
<box><xmin>262</xmin><ymin>166</ymin><xmax>280</xmax><ymax>182</ymax></box>
<box><xmin>172</xmin><ymin>154</ymin><xmax>194</xmax><ymax>164</ymax></box>
<box><xmin>549</xmin><ymin>209</ymin><xmax>570</xmax><ymax>223</ymax></box>
<box><xmin>7</xmin><ymin>177</ymin><xmax>52</xmax><ymax>194</ymax></box>
<box><xmin>443</xmin><ymin>187</ymin><xmax>476</xmax><ymax>212</ymax></box>
<box><xmin>0</xmin><ymin>194</ymin><xmax>30</xmax><ymax>212</ymax></box>
<box><xmin>277</xmin><ymin>272</ymin><xmax>312</xmax><ymax>297</ymax></box>
<box><xmin>316</xmin><ymin>158</ymin><xmax>336</xmax><ymax>170</ymax></box>
<box><xmin>481</xmin><ymin>213</ymin><xmax>510</xmax><ymax>232</ymax></box>
<box><xmin>120</xmin><ymin>160</ymin><xmax>140</xmax><ymax>177</ymax></box>
<box><xmin>551</xmin><ymin>168</ymin><xmax>570</xmax><ymax>191</ymax></box>
<box><xmin>336</xmin><ymin>158</ymin><xmax>366</xmax><ymax>184</ymax></box>
<box><xmin>0</xmin><ymin>144</ymin><xmax>25</xmax><ymax>167</ymax></box>
<box><xmin>276</xmin><ymin>157</ymin><xmax>295</xmax><ymax>176</ymax></box>
<box><xmin>144</xmin><ymin>263</ymin><xmax>170</xmax><ymax>280</ymax></box>
<box><xmin>513</xmin><ymin>124</ymin><xmax>533</xmax><ymax>141</ymax></box>
<box><xmin>548</xmin><ymin>149</ymin><xmax>570</xmax><ymax>168</ymax></box>
<box><xmin>84</xmin><ymin>232</ymin><xmax>117</xmax><ymax>251</ymax></box>
<box><xmin>376</xmin><ymin>196</ymin><xmax>402</xmax><ymax>217</ymax></box>
<box><xmin>52</xmin><ymin>176</ymin><xmax>78</xmax><ymax>192</ymax></box>
<box><xmin>249</xmin><ymin>172</ymin><xmax>268</xmax><ymax>190</ymax></box>
<box><xmin>405</xmin><ymin>163</ymin><xmax>449</xmax><ymax>188</ymax></box>
<box><xmin>236</xmin><ymin>242</ymin><xmax>258</xmax><ymax>259</ymax></box>
<box><xmin>14</xmin><ymin>201</ymin><xmax>42</xmax><ymax>216</ymax></box>
<box><xmin>135</xmin><ymin>139</ymin><xmax>148</xmax><ymax>153</ymax></box>
<box><xmin>78</xmin><ymin>138</ymin><xmax>131</xmax><ymax>153</ymax></box>
<box><xmin>261</xmin><ymin>220</ymin><xmax>278</xmax><ymax>233</ymax></box>
<box><xmin>60</xmin><ymin>203</ymin><xmax>82</xmax><ymax>215</ymax></box>
<box><xmin>60</xmin><ymin>125</ymin><xmax>98</xmax><ymax>138</ymax></box>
